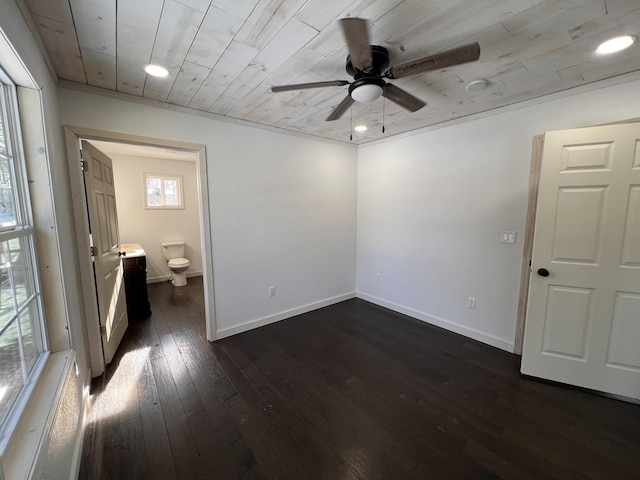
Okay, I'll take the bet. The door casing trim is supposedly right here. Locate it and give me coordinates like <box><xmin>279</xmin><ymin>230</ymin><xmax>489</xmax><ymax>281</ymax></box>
<box><xmin>514</xmin><ymin>135</ymin><xmax>543</xmax><ymax>355</ymax></box>
<box><xmin>64</xmin><ymin>126</ymin><xmax>217</xmax><ymax>376</ymax></box>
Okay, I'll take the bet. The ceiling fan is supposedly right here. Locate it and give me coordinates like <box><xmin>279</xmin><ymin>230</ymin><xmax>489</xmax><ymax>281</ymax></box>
<box><xmin>271</xmin><ymin>18</ymin><xmax>481</xmax><ymax>121</ymax></box>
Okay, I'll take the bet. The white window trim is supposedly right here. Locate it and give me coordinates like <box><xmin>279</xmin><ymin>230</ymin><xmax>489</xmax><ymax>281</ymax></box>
<box><xmin>143</xmin><ymin>172</ymin><xmax>184</xmax><ymax>209</ymax></box>
<box><xmin>0</xmin><ymin>70</ymin><xmax>48</xmax><ymax>456</ymax></box>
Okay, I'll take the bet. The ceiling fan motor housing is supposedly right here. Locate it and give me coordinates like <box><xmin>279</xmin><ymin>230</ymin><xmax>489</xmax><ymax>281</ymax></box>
<box><xmin>346</xmin><ymin>45</ymin><xmax>390</xmax><ymax>103</ymax></box>
<box><xmin>346</xmin><ymin>45</ymin><xmax>389</xmax><ymax>77</ymax></box>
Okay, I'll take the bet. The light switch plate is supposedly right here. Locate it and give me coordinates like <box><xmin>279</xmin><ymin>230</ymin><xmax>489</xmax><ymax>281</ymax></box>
<box><xmin>501</xmin><ymin>231</ymin><xmax>517</xmax><ymax>244</ymax></box>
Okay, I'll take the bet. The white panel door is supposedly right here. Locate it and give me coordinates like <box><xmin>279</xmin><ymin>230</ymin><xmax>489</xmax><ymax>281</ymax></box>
<box><xmin>522</xmin><ymin>123</ymin><xmax>640</xmax><ymax>400</ymax></box>
<box><xmin>82</xmin><ymin>141</ymin><xmax>128</xmax><ymax>364</ymax></box>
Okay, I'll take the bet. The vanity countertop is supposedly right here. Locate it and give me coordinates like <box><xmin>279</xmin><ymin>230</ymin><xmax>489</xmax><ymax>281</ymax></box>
<box><xmin>121</xmin><ymin>243</ymin><xmax>146</xmax><ymax>258</ymax></box>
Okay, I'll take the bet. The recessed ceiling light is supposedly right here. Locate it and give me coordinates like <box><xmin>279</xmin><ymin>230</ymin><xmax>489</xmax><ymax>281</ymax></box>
<box><xmin>144</xmin><ymin>64</ymin><xmax>169</xmax><ymax>77</ymax></box>
<box><xmin>596</xmin><ymin>35</ymin><xmax>635</xmax><ymax>55</ymax></box>
<box><xmin>354</xmin><ymin>125</ymin><xmax>368</xmax><ymax>132</ymax></box>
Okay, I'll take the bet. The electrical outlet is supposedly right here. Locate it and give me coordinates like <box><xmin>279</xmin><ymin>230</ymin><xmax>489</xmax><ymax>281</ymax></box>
<box><xmin>467</xmin><ymin>297</ymin><xmax>476</xmax><ymax>309</ymax></box>
<box><xmin>269</xmin><ymin>286</ymin><xmax>275</xmax><ymax>297</ymax></box>
<box><xmin>376</xmin><ymin>273</ymin><xmax>381</xmax><ymax>282</ymax></box>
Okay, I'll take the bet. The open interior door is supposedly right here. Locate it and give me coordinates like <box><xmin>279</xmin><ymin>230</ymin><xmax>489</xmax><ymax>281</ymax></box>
<box><xmin>81</xmin><ymin>141</ymin><xmax>128</xmax><ymax>365</ymax></box>
<box><xmin>522</xmin><ymin>123</ymin><xmax>640</xmax><ymax>400</ymax></box>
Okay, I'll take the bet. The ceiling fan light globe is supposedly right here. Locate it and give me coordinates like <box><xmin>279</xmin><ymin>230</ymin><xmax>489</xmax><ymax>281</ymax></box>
<box><xmin>351</xmin><ymin>84</ymin><xmax>383</xmax><ymax>103</ymax></box>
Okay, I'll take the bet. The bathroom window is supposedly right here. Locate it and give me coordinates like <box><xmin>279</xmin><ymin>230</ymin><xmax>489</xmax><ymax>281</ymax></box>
<box><xmin>0</xmin><ymin>69</ymin><xmax>47</xmax><ymax>442</ymax></box>
<box><xmin>144</xmin><ymin>173</ymin><xmax>184</xmax><ymax>209</ymax></box>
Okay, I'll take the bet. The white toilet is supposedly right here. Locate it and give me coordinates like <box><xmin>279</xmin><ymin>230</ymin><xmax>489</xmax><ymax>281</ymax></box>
<box><xmin>161</xmin><ymin>241</ymin><xmax>190</xmax><ymax>286</ymax></box>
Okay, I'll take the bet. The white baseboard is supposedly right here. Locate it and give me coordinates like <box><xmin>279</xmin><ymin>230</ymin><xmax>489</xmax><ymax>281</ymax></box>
<box><xmin>73</xmin><ymin>369</ymin><xmax>92</xmax><ymax>480</ymax></box>
<box><xmin>147</xmin><ymin>271</ymin><xmax>203</xmax><ymax>284</ymax></box>
<box><xmin>356</xmin><ymin>292</ymin><xmax>515</xmax><ymax>352</ymax></box>
<box><xmin>216</xmin><ymin>292</ymin><xmax>356</xmax><ymax>339</ymax></box>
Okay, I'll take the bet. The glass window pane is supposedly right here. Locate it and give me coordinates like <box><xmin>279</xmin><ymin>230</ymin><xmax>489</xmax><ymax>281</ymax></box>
<box><xmin>0</xmin><ymin>104</ymin><xmax>6</xmax><ymax>157</ymax></box>
<box><xmin>146</xmin><ymin>177</ymin><xmax>162</xmax><ymax>206</ymax></box>
<box><xmin>20</xmin><ymin>301</ymin><xmax>39</xmax><ymax>376</ymax></box>
<box><xmin>0</xmin><ymin>93</ymin><xmax>15</xmax><ymax>227</ymax></box>
<box><xmin>0</xmin><ymin>244</ymin><xmax>16</xmax><ymax>331</ymax></box>
<box><xmin>145</xmin><ymin>175</ymin><xmax>182</xmax><ymax>208</ymax></box>
<box><xmin>0</xmin><ymin>154</ymin><xmax>16</xmax><ymax>229</ymax></box>
<box><xmin>0</xmin><ymin>320</ymin><xmax>24</xmax><ymax>427</ymax></box>
<box><xmin>6</xmin><ymin>237</ymin><xmax>36</xmax><ymax>309</ymax></box>
<box><xmin>163</xmin><ymin>179</ymin><xmax>178</xmax><ymax>205</ymax></box>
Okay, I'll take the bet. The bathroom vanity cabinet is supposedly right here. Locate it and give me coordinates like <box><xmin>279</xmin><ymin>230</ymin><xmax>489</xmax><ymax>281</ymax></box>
<box><xmin>121</xmin><ymin>243</ymin><xmax>152</xmax><ymax>319</ymax></box>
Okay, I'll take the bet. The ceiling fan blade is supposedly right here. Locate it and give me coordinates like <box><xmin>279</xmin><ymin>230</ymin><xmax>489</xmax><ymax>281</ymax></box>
<box><xmin>386</xmin><ymin>42</ymin><xmax>480</xmax><ymax>79</ymax></box>
<box><xmin>326</xmin><ymin>95</ymin><xmax>355</xmax><ymax>121</ymax></box>
<box><xmin>271</xmin><ymin>80</ymin><xmax>350</xmax><ymax>93</ymax></box>
<box><xmin>383</xmin><ymin>84</ymin><xmax>426</xmax><ymax>112</ymax></box>
<box><xmin>340</xmin><ymin>18</ymin><xmax>372</xmax><ymax>71</ymax></box>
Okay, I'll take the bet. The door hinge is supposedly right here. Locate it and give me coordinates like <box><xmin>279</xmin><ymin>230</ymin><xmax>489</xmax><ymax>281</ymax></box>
<box><xmin>90</xmin><ymin>246</ymin><xmax>97</xmax><ymax>257</ymax></box>
<box><xmin>99</xmin><ymin>325</ymin><xmax>106</xmax><ymax>335</ymax></box>
<box><xmin>80</xmin><ymin>150</ymin><xmax>88</xmax><ymax>172</ymax></box>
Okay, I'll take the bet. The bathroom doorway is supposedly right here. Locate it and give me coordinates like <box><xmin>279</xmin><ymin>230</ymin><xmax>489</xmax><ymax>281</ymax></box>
<box><xmin>89</xmin><ymin>140</ymin><xmax>202</xmax><ymax>285</ymax></box>
<box><xmin>65</xmin><ymin>127</ymin><xmax>216</xmax><ymax>377</ymax></box>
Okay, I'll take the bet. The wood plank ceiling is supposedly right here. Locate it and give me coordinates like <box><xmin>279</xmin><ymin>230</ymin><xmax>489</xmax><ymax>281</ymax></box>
<box><xmin>22</xmin><ymin>0</ymin><xmax>640</xmax><ymax>144</ymax></box>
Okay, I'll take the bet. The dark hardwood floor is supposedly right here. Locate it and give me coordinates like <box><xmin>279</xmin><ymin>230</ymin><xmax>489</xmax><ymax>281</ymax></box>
<box><xmin>79</xmin><ymin>277</ymin><xmax>640</xmax><ymax>479</ymax></box>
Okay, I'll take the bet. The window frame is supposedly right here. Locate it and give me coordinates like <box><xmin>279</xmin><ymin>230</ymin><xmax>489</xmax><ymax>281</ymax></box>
<box><xmin>143</xmin><ymin>172</ymin><xmax>184</xmax><ymax>210</ymax></box>
<box><xmin>0</xmin><ymin>68</ymin><xmax>48</xmax><ymax>453</ymax></box>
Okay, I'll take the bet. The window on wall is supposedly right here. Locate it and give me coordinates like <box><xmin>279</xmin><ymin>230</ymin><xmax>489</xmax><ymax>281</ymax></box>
<box><xmin>0</xmin><ymin>69</ymin><xmax>47</xmax><ymax>444</ymax></box>
<box><xmin>144</xmin><ymin>173</ymin><xmax>184</xmax><ymax>209</ymax></box>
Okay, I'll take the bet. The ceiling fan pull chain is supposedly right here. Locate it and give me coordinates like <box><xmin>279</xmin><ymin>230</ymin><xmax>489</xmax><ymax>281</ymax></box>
<box><xmin>382</xmin><ymin>96</ymin><xmax>386</xmax><ymax>133</ymax></box>
<box><xmin>350</xmin><ymin>105</ymin><xmax>353</xmax><ymax>141</ymax></box>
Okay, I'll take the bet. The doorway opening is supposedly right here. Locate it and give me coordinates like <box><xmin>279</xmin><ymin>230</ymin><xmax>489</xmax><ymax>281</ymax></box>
<box><xmin>64</xmin><ymin>127</ymin><xmax>216</xmax><ymax>377</ymax></box>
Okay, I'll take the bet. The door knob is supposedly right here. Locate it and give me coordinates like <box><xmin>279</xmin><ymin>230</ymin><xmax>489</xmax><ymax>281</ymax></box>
<box><xmin>537</xmin><ymin>268</ymin><xmax>550</xmax><ymax>277</ymax></box>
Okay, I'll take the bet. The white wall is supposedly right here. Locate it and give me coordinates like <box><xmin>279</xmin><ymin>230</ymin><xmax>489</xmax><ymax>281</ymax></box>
<box><xmin>357</xmin><ymin>78</ymin><xmax>640</xmax><ymax>352</ymax></box>
<box><xmin>58</xmin><ymin>88</ymin><xmax>358</xmax><ymax>336</ymax></box>
<box><xmin>110</xmin><ymin>154</ymin><xmax>203</xmax><ymax>281</ymax></box>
